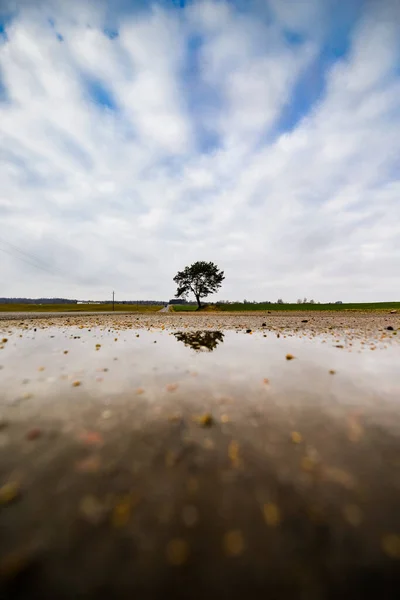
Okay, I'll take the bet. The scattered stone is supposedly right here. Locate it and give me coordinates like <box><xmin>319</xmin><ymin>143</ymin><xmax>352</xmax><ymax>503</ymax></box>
<box><xmin>343</xmin><ymin>504</ymin><xmax>363</xmax><ymax>527</ymax></box>
<box><xmin>0</xmin><ymin>544</ymin><xmax>38</xmax><ymax>581</ymax></box>
<box><xmin>223</xmin><ymin>530</ymin><xmax>244</xmax><ymax>557</ymax></box>
<box><xmin>195</xmin><ymin>413</ymin><xmax>213</xmax><ymax>427</ymax></box>
<box><xmin>301</xmin><ymin>457</ymin><xmax>316</xmax><ymax>472</ymax></box>
<box><xmin>166</xmin><ymin>383</ymin><xmax>179</xmax><ymax>392</ymax></box>
<box><xmin>182</xmin><ymin>505</ymin><xmax>199</xmax><ymax>527</ymax></box>
<box><xmin>168</xmin><ymin>413</ymin><xmax>182</xmax><ymax>423</ymax></box>
<box><xmin>75</xmin><ymin>456</ymin><xmax>101</xmax><ymax>473</ymax></box>
<box><xmin>0</xmin><ymin>481</ymin><xmax>20</xmax><ymax>505</ymax></box>
<box><xmin>263</xmin><ymin>503</ymin><xmax>281</xmax><ymax>527</ymax></box>
<box><xmin>291</xmin><ymin>431</ymin><xmax>302</xmax><ymax>444</ymax></box>
<box><xmin>72</xmin><ymin>381</ymin><xmax>81</xmax><ymax>387</ymax></box>
<box><xmin>387</xmin><ymin>326</ymin><xmax>394</xmax><ymax>331</ymax></box>
<box><xmin>26</xmin><ymin>428</ymin><xmax>41</xmax><ymax>441</ymax></box>
<box><xmin>186</xmin><ymin>477</ymin><xmax>199</xmax><ymax>494</ymax></box>
<box><xmin>79</xmin><ymin>431</ymin><xmax>103</xmax><ymax>446</ymax></box>
<box><xmin>286</xmin><ymin>353</ymin><xmax>295</xmax><ymax>360</ymax></box>
<box><xmin>262</xmin><ymin>322</ymin><xmax>266</xmax><ymax>326</ymax></box>
<box><xmin>301</xmin><ymin>320</ymin><xmax>308</xmax><ymax>323</ymax></box>
<box><xmin>166</xmin><ymin>538</ymin><xmax>189</xmax><ymax>566</ymax></box>
<box><xmin>323</xmin><ymin>466</ymin><xmax>356</xmax><ymax>489</ymax></box>
<box><xmin>246</xmin><ymin>329</ymin><xmax>252</xmax><ymax>333</ymax></box>
<box><xmin>390</xmin><ymin>310</ymin><xmax>397</xmax><ymax>314</ymax></box>
<box><xmin>79</xmin><ymin>495</ymin><xmax>107</xmax><ymax>525</ymax></box>
<box><xmin>329</xmin><ymin>370</ymin><xmax>336</xmax><ymax>375</ymax></box>
<box><xmin>165</xmin><ymin>450</ymin><xmax>178</xmax><ymax>468</ymax></box>
<box><xmin>228</xmin><ymin>440</ymin><xmax>241</xmax><ymax>468</ymax></box>
<box><xmin>381</xmin><ymin>534</ymin><xmax>400</xmax><ymax>559</ymax></box>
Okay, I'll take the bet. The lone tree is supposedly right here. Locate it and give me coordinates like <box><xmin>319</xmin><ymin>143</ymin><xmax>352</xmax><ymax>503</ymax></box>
<box><xmin>173</xmin><ymin>261</ymin><xmax>225</xmax><ymax>310</ymax></box>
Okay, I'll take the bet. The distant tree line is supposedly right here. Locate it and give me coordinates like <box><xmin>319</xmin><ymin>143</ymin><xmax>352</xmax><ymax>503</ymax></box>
<box><xmin>0</xmin><ymin>298</ymin><xmax>78</xmax><ymax>304</ymax></box>
<box><xmin>0</xmin><ymin>298</ymin><xmax>168</xmax><ymax>305</ymax></box>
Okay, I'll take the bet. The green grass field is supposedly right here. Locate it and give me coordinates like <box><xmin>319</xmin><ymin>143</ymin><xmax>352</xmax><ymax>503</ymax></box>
<box><xmin>0</xmin><ymin>304</ymin><xmax>163</xmax><ymax>313</ymax></box>
<box><xmin>172</xmin><ymin>302</ymin><xmax>400</xmax><ymax>312</ymax></box>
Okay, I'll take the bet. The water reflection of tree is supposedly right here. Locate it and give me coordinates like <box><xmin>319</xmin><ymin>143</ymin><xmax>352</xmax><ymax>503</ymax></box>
<box><xmin>173</xmin><ymin>330</ymin><xmax>225</xmax><ymax>352</ymax></box>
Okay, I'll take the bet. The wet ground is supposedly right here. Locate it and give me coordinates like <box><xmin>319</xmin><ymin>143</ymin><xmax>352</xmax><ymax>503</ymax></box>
<box><xmin>0</xmin><ymin>313</ymin><xmax>400</xmax><ymax>599</ymax></box>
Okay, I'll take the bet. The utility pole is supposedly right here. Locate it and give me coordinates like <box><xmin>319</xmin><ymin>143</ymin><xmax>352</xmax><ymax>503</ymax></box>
<box><xmin>112</xmin><ymin>291</ymin><xmax>115</xmax><ymax>312</ymax></box>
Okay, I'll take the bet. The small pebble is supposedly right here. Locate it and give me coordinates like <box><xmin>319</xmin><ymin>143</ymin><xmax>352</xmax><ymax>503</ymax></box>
<box><xmin>343</xmin><ymin>504</ymin><xmax>363</xmax><ymax>527</ymax></box>
<box><xmin>291</xmin><ymin>431</ymin><xmax>302</xmax><ymax>444</ymax></box>
<box><xmin>166</xmin><ymin>539</ymin><xmax>189</xmax><ymax>566</ymax></box>
<box><xmin>223</xmin><ymin>530</ymin><xmax>245</xmax><ymax>557</ymax></box>
<box><xmin>381</xmin><ymin>534</ymin><xmax>400</xmax><ymax>559</ymax></box>
<box><xmin>0</xmin><ymin>482</ymin><xmax>20</xmax><ymax>505</ymax></box>
<box><xmin>187</xmin><ymin>477</ymin><xmax>199</xmax><ymax>494</ymax></box>
<box><xmin>182</xmin><ymin>505</ymin><xmax>199</xmax><ymax>527</ymax></box>
<box><xmin>166</xmin><ymin>383</ymin><xmax>179</xmax><ymax>392</ymax></box>
<box><xmin>112</xmin><ymin>496</ymin><xmax>134</xmax><ymax>528</ymax></box>
<box><xmin>80</xmin><ymin>495</ymin><xmax>107</xmax><ymax>525</ymax></box>
<box><xmin>286</xmin><ymin>353</ymin><xmax>295</xmax><ymax>360</ymax></box>
<box><xmin>75</xmin><ymin>456</ymin><xmax>101</xmax><ymax>473</ymax></box>
<box><xmin>263</xmin><ymin>503</ymin><xmax>281</xmax><ymax>527</ymax></box>
<box><xmin>26</xmin><ymin>428</ymin><xmax>41</xmax><ymax>441</ymax></box>
<box><xmin>196</xmin><ymin>413</ymin><xmax>213</xmax><ymax>427</ymax></box>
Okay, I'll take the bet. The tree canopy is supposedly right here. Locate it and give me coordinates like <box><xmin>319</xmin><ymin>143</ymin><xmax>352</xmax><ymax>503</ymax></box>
<box><xmin>173</xmin><ymin>261</ymin><xmax>225</xmax><ymax>309</ymax></box>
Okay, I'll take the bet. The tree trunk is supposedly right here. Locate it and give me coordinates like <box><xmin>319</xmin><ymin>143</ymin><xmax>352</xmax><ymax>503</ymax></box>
<box><xmin>195</xmin><ymin>294</ymin><xmax>202</xmax><ymax>310</ymax></box>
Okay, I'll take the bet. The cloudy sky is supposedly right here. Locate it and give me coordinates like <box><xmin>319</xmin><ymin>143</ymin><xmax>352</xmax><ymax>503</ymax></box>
<box><xmin>0</xmin><ymin>0</ymin><xmax>399</xmax><ymax>302</ymax></box>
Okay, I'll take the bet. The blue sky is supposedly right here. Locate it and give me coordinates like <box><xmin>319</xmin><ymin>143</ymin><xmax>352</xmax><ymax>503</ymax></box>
<box><xmin>0</xmin><ymin>0</ymin><xmax>400</xmax><ymax>301</ymax></box>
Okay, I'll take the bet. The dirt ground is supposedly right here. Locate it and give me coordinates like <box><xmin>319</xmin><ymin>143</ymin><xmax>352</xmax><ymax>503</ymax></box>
<box><xmin>0</xmin><ymin>312</ymin><xmax>400</xmax><ymax>599</ymax></box>
<box><xmin>0</xmin><ymin>308</ymin><xmax>399</xmax><ymax>333</ymax></box>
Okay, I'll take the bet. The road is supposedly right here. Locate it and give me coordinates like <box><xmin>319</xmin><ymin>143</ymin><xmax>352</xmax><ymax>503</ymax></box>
<box><xmin>159</xmin><ymin>304</ymin><xmax>171</xmax><ymax>312</ymax></box>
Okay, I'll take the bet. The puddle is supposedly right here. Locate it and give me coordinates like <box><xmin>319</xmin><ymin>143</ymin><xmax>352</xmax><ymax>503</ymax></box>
<box><xmin>1</xmin><ymin>325</ymin><xmax>400</xmax><ymax>598</ymax></box>
<box><xmin>0</xmin><ymin>326</ymin><xmax>399</xmax><ymax>417</ymax></box>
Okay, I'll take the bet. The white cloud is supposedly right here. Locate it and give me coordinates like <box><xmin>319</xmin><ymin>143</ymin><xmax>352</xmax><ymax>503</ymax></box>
<box><xmin>0</xmin><ymin>0</ymin><xmax>399</xmax><ymax>302</ymax></box>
